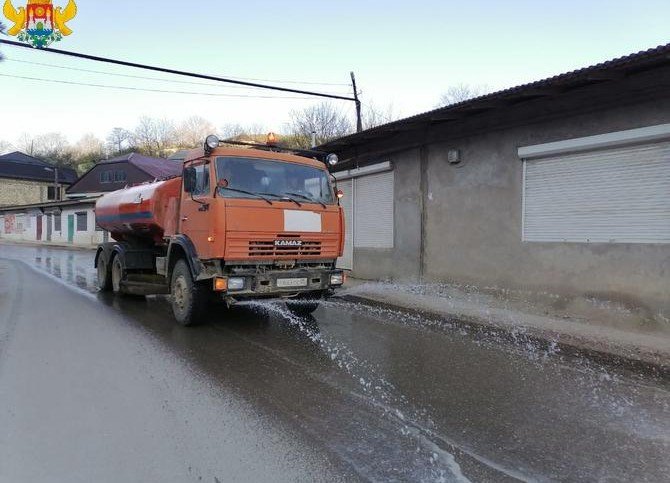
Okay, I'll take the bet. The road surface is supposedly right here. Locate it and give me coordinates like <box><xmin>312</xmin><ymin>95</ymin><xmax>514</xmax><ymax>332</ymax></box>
<box><xmin>0</xmin><ymin>243</ymin><xmax>668</xmax><ymax>482</ymax></box>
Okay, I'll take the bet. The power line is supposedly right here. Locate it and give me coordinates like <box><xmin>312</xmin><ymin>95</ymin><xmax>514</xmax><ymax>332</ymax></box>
<box><xmin>0</xmin><ymin>39</ymin><xmax>356</xmax><ymax>102</ymax></box>
<box><xmin>5</xmin><ymin>58</ymin><xmax>352</xmax><ymax>95</ymax></box>
<box><xmin>222</xmin><ymin>74</ymin><xmax>349</xmax><ymax>87</ymax></box>
<box><xmin>0</xmin><ymin>72</ymin><xmax>316</xmax><ymax>99</ymax></box>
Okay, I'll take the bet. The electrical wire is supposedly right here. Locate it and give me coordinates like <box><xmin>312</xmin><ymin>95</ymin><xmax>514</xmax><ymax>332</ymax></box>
<box><xmin>0</xmin><ymin>39</ymin><xmax>356</xmax><ymax>101</ymax></box>
<box><xmin>0</xmin><ymin>72</ymin><xmax>317</xmax><ymax>99</ymax></box>
<box><xmin>5</xmin><ymin>58</ymin><xmax>353</xmax><ymax>95</ymax></box>
<box><xmin>216</xmin><ymin>74</ymin><xmax>349</xmax><ymax>87</ymax></box>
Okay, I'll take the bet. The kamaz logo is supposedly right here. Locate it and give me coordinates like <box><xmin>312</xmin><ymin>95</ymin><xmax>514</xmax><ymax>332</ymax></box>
<box><xmin>275</xmin><ymin>239</ymin><xmax>302</xmax><ymax>247</ymax></box>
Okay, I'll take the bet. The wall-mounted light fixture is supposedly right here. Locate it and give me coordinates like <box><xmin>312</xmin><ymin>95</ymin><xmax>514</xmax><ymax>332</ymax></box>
<box><xmin>447</xmin><ymin>149</ymin><xmax>461</xmax><ymax>164</ymax></box>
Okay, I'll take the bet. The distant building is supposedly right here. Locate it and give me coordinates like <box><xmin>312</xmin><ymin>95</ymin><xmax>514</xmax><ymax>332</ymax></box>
<box><xmin>167</xmin><ymin>149</ymin><xmax>190</xmax><ymax>162</ymax></box>
<box><xmin>0</xmin><ymin>151</ymin><xmax>77</xmax><ymax>207</ymax></box>
<box><xmin>66</xmin><ymin>152</ymin><xmax>182</xmax><ymax>197</ymax></box>
<box><xmin>0</xmin><ymin>197</ymin><xmax>105</xmax><ymax>247</ymax></box>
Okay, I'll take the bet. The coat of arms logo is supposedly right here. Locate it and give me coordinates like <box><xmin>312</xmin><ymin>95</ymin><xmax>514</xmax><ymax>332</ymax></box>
<box><xmin>3</xmin><ymin>0</ymin><xmax>77</xmax><ymax>48</ymax></box>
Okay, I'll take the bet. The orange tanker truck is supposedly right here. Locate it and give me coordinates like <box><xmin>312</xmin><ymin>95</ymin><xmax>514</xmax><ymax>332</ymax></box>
<box><xmin>94</xmin><ymin>135</ymin><xmax>345</xmax><ymax>326</ymax></box>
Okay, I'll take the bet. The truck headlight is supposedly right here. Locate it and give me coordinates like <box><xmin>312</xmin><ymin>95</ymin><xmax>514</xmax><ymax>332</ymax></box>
<box><xmin>330</xmin><ymin>273</ymin><xmax>344</xmax><ymax>286</ymax></box>
<box><xmin>228</xmin><ymin>277</ymin><xmax>245</xmax><ymax>290</ymax></box>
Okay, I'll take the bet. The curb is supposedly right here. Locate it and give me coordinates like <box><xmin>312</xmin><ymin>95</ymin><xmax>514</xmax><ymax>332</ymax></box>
<box><xmin>336</xmin><ymin>294</ymin><xmax>670</xmax><ymax>380</ymax></box>
<box><xmin>0</xmin><ymin>240</ymin><xmax>97</xmax><ymax>252</ymax></box>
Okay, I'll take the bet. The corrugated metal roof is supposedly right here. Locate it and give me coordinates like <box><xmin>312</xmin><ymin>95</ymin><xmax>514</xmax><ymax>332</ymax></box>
<box><xmin>0</xmin><ymin>151</ymin><xmax>78</xmax><ymax>183</ymax></box>
<box><xmin>321</xmin><ymin>43</ymin><xmax>670</xmax><ymax>152</ymax></box>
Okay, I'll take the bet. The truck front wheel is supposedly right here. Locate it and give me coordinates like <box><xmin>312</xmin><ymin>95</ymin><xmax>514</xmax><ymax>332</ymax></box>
<box><xmin>286</xmin><ymin>294</ymin><xmax>322</xmax><ymax>316</ymax></box>
<box><xmin>171</xmin><ymin>259</ymin><xmax>207</xmax><ymax>326</ymax></box>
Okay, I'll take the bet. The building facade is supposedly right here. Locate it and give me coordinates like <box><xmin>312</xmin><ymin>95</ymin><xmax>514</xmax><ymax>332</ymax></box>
<box><xmin>0</xmin><ymin>198</ymin><xmax>106</xmax><ymax>247</ymax></box>
<box><xmin>323</xmin><ymin>45</ymin><xmax>670</xmax><ymax>316</ymax></box>
<box><xmin>0</xmin><ymin>151</ymin><xmax>77</xmax><ymax>206</ymax></box>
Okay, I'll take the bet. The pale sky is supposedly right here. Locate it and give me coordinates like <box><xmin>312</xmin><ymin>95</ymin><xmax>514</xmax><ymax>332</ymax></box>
<box><xmin>1</xmin><ymin>0</ymin><xmax>669</xmax><ymax>145</ymax></box>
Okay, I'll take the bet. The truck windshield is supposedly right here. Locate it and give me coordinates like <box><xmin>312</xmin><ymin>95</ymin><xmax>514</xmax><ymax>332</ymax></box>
<box><xmin>215</xmin><ymin>156</ymin><xmax>335</xmax><ymax>204</ymax></box>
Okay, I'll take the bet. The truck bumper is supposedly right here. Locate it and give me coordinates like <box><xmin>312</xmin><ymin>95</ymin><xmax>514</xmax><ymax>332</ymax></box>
<box><xmin>216</xmin><ymin>268</ymin><xmax>344</xmax><ymax>300</ymax></box>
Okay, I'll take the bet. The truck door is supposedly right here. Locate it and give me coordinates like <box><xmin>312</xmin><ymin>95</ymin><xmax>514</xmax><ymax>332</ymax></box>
<box><xmin>179</xmin><ymin>161</ymin><xmax>214</xmax><ymax>259</ymax></box>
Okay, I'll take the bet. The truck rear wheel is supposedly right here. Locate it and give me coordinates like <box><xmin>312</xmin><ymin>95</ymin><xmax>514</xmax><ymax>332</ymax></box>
<box><xmin>111</xmin><ymin>255</ymin><xmax>124</xmax><ymax>294</ymax></box>
<box><xmin>171</xmin><ymin>259</ymin><xmax>208</xmax><ymax>326</ymax></box>
<box><xmin>96</xmin><ymin>253</ymin><xmax>113</xmax><ymax>292</ymax></box>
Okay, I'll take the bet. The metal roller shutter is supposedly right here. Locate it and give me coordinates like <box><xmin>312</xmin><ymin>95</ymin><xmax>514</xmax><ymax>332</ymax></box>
<box><xmin>354</xmin><ymin>171</ymin><xmax>394</xmax><ymax>248</ymax></box>
<box><xmin>337</xmin><ymin>179</ymin><xmax>354</xmax><ymax>269</ymax></box>
<box><xmin>523</xmin><ymin>141</ymin><xmax>670</xmax><ymax>243</ymax></box>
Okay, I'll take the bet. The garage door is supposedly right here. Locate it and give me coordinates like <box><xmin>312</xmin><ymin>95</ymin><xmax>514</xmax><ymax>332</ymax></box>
<box><xmin>336</xmin><ymin>179</ymin><xmax>353</xmax><ymax>270</ymax></box>
<box><xmin>354</xmin><ymin>170</ymin><xmax>394</xmax><ymax>248</ymax></box>
<box><xmin>523</xmin><ymin>141</ymin><xmax>670</xmax><ymax>243</ymax></box>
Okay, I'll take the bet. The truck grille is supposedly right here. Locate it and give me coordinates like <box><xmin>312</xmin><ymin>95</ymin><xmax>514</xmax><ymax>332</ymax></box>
<box><xmin>249</xmin><ymin>240</ymin><xmax>322</xmax><ymax>257</ymax></box>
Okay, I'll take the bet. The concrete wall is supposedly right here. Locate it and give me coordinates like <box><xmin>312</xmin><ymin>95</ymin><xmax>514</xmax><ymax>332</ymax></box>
<box><xmin>0</xmin><ymin>178</ymin><xmax>66</xmax><ymax>207</ymax></box>
<box><xmin>0</xmin><ymin>206</ymin><xmax>106</xmax><ymax>247</ymax></box>
<box><xmin>421</xmin><ymin>97</ymin><xmax>670</xmax><ymax>314</ymax></box>
<box><xmin>351</xmin><ymin>149</ymin><xmax>423</xmax><ymax>281</ymax></box>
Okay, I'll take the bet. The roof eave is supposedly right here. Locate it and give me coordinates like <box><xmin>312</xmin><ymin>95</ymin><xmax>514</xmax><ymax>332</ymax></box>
<box><xmin>319</xmin><ymin>43</ymin><xmax>670</xmax><ymax>152</ymax></box>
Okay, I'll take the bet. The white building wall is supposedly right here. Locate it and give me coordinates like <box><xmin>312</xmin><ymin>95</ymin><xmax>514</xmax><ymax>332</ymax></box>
<box><xmin>0</xmin><ymin>206</ymin><xmax>107</xmax><ymax>247</ymax></box>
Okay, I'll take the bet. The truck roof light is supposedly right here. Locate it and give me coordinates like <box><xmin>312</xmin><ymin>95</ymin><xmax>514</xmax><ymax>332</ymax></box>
<box><xmin>205</xmin><ymin>134</ymin><xmax>220</xmax><ymax>152</ymax></box>
<box><xmin>326</xmin><ymin>153</ymin><xmax>339</xmax><ymax>166</ymax></box>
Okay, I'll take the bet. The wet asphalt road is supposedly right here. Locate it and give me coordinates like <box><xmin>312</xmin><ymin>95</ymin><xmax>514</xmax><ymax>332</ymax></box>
<box><xmin>0</xmin><ymin>243</ymin><xmax>668</xmax><ymax>482</ymax></box>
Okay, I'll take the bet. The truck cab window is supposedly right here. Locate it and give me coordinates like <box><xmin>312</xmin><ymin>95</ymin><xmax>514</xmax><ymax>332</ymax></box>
<box><xmin>192</xmin><ymin>164</ymin><xmax>210</xmax><ymax>196</ymax></box>
<box><xmin>215</xmin><ymin>156</ymin><xmax>334</xmax><ymax>204</ymax></box>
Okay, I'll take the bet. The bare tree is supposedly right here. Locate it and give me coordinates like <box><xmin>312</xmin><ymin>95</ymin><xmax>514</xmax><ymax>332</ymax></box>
<box><xmin>75</xmin><ymin>133</ymin><xmax>104</xmax><ymax>156</ymax></box>
<box><xmin>176</xmin><ymin>116</ymin><xmax>215</xmax><ymax>148</ymax></box>
<box><xmin>69</xmin><ymin>134</ymin><xmax>105</xmax><ymax>173</ymax></box>
<box><xmin>0</xmin><ymin>140</ymin><xmax>14</xmax><ymax>155</ymax></box>
<box><xmin>438</xmin><ymin>83</ymin><xmax>491</xmax><ymax>107</ymax></box>
<box><xmin>106</xmin><ymin>127</ymin><xmax>133</xmax><ymax>154</ymax></box>
<box><xmin>219</xmin><ymin>123</ymin><xmax>246</xmax><ymax>140</ymax></box>
<box><xmin>15</xmin><ymin>132</ymin><xmax>35</xmax><ymax>155</ymax></box>
<box><xmin>32</xmin><ymin>132</ymin><xmax>70</xmax><ymax>159</ymax></box>
<box><xmin>133</xmin><ymin>116</ymin><xmax>175</xmax><ymax>157</ymax></box>
<box><xmin>287</xmin><ymin>102</ymin><xmax>353</xmax><ymax>148</ymax></box>
<box><xmin>22</xmin><ymin>132</ymin><xmax>76</xmax><ymax>167</ymax></box>
<box><xmin>362</xmin><ymin>101</ymin><xmax>396</xmax><ymax>130</ymax></box>
<box><xmin>219</xmin><ymin>122</ymin><xmax>267</xmax><ymax>141</ymax></box>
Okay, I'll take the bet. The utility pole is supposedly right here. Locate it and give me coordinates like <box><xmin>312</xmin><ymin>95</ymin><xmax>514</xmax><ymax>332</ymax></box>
<box><xmin>44</xmin><ymin>165</ymin><xmax>59</xmax><ymax>201</ymax></box>
<box><xmin>54</xmin><ymin>166</ymin><xmax>59</xmax><ymax>201</ymax></box>
<box><xmin>350</xmin><ymin>71</ymin><xmax>363</xmax><ymax>132</ymax></box>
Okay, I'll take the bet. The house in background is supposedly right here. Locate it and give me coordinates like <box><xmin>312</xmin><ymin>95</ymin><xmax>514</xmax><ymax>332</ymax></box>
<box><xmin>167</xmin><ymin>149</ymin><xmax>190</xmax><ymax>162</ymax></box>
<box><xmin>0</xmin><ymin>152</ymin><xmax>182</xmax><ymax>247</ymax></box>
<box><xmin>66</xmin><ymin>152</ymin><xmax>182</xmax><ymax>198</ymax></box>
<box><xmin>0</xmin><ymin>197</ymin><xmax>104</xmax><ymax>247</ymax></box>
<box><xmin>0</xmin><ymin>151</ymin><xmax>77</xmax><ymax>207</ymax></box>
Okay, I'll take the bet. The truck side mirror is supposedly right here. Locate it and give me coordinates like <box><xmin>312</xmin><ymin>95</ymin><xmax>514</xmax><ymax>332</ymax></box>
<box><xmin>183</xmin><ymin>167</ymin><xmax>196</xmax><ymax>193</ymax></box>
